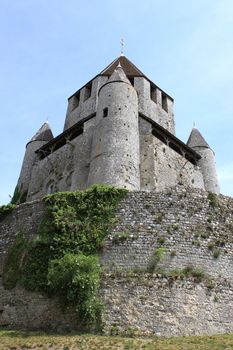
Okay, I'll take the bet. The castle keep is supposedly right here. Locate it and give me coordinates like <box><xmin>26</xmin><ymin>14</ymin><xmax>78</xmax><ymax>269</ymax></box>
<box><xmin>16</xmin><ymin>55</ymin><xmax>219</xmax><ymax>202</ymax></box>
<box><xmin>1</xmin><ymin>56</ymin><xmax>232</xmax><ymax>336</ymax></box>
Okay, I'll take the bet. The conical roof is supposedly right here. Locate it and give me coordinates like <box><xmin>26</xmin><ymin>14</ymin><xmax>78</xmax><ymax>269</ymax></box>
<box><xmin>108</xmin><ymin>63</ymin><xmax>131</xmax><ymax>84</ymax></box>
<box><xmin>187</xmin><ymin>128</ymin><xmax>210</xmax><ymax>148</ymax></box>
<box><xmin>30</xmin><ymin>122</ymin><xmax>54</xmax><ymax>142</ymax></box>
<box><xmin>101</xmin><ymin>55</ymin><xmax>145</xmax><ymax>77</ymax></box>
<box><xmin>68</xmin><ymin>55</ymin><xmax>173</xmax><ymax>101</ymax></box>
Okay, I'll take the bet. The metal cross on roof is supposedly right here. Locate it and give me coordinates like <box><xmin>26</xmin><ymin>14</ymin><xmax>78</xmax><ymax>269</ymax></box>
<box><xmin>120</xmin><ymin>38</ymin><xmax>124</xmax><ymax>56</ymax></box>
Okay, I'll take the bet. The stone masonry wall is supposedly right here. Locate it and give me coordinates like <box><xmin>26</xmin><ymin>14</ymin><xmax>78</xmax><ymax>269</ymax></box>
<box><xmin>101</xmin><ymin>189</ymin><xmax>233</xmax><ymax>280</ymax></box>
<box><xmin>0</xmin><ymin>188</ymin><xmax>232</xmax><ymax>335</ymax></box>
<box><xmin>102</xmin><ymin>274</ymin><xmax>233</xmax><ymax>337</ymax></box>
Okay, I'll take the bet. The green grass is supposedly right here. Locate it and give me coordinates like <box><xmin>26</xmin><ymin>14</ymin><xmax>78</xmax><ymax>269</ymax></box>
<box><xmin>0</xmin><ymin>331</ymin><xmax>232</xmax><ymax>350</ymax></box>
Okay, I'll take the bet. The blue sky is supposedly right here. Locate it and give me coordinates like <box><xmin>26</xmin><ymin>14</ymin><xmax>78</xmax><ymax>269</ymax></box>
<box><xmin>0</xmin><ymin>0</ymin><xmax>232</xmax><ymax>204</ymax></box>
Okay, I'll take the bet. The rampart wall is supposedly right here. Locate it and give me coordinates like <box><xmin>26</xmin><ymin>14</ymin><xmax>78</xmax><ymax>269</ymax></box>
<box><xmin>0</xmin><ymin>188</ymin><xmax>232</xmax><ymax>335</ymax></box>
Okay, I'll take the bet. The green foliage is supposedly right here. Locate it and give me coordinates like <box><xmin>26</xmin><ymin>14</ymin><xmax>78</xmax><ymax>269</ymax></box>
<box><xmin>170</xmin><ymin>250</ymin><xmax>176</xmax><ymax>257</ymax></box>
<box><xmin>2</xmin><ymin>233</ymin><xmax>28</xmax><ymax>289</ymax></box>
<box><xmin>0</xmin><ymin>203</ymin><xmax>16</xmax><ymax>221</ymax></box>
<box><xmin>169</xmin><ymin>265</ymin><xmax>206</xmax><ymax>282</ymax></box>
<box><xmin>157</xmin><ymin>236</ymin><xmax>166</xmax><ymax>245</ymax></box>
<box><xmin>111</xmin><ymin>231</ymin><xmax>129</xmax><ymax>244</ymax></box>
<box><xmin>47</xmin><ymin>253</ymin><xmax>102</xmax><ymax>324</ymax></box>
<box><xmin>155</xmin><ymin>212</ymin><xmax>164</xmax><ymax>223</ymax></box>
<box><xmin>147</xmin><ymin>247</ymin><xmax>166</xmax><ymax>273</ymax></box>
<box><xmin>11</xmin><ymin>185</ymin><xmax>27</xmax><ymax>204</ymax></box>
<box><xmin>42</xmin><ymin>184</ymin><xmax>127</xmax><ymax>256</ymax></box>
<box><xmin>21</xmin><ymin>242</ymin><xmax>51</xmax><ymax>292</ymax></box>
<box><xmin>1</xmin><ymin>330</ymin><xmax>233</xmax><ymax>350</ymax></box>
<box><xmin>207</xmin><ymin>192</ymin><xmax>219</xmax><ymax>208</ymax></box>
<box><xmin>182</xmin><ymin>265</ymin><xmax>206</xmax><ymax>282</ymax></box>
<box><xmin>213</xmin><ymin>249</ymin><xmax>220</xmax><ymax>259</ymax></box>
<box><xmin>3</xmin><ymin>185</ymin><xmax>127</xmax><ymax>329</ymax></box>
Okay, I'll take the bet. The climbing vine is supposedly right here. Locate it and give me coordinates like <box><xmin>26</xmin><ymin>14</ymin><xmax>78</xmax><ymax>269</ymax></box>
<box><xmin>3</xmin><ymin>185</ymin><xmax>127</xmax><ymax>329</ymax></box>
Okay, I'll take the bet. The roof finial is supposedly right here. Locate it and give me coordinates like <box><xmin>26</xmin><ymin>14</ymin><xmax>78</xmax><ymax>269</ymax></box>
<box><xmin>120</xmin><ymin>38</ymin><xmax>124</xmax><ymax>56</ymax></box>
<box><xmin>193</xmin><ymin>121</ymin><xmax>196</xmax><ymax>128</ymax></box>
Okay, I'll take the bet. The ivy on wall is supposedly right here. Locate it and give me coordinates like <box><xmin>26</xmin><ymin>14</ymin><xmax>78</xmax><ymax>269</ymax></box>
<box><xmin>3</xmin><ymin>185</ymin><xmax>127</xmax><ymax>329</ymax></box>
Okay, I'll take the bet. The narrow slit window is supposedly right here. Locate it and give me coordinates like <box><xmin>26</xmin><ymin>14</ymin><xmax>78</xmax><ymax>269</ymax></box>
<box><xmin>128</xmin><ymin>76</ymin><xmax>134</xmax><ymax>86</ymax></box>
<box><xmin>72</xmin><ymin>92</ymin><xmax>80</xmax><ymax>110</ymax></box>
<box><xmin>150</xmin><ymin>85</ymin><xmax>157</xmax><ymax>103</ymax></box>
<box><xmin>161</xmin><ymin>92</ymin><xmax>168</xmax><ymax>112</ymax></box>
<box><xmin>103</xmin><ymin>107</ymin><xmax>108</xmax><ymax>118</ymax></box>
<box><xmin>84</xmin><ymin>82</ymin><xmax>92</xmax><ymax>101</ymax></box>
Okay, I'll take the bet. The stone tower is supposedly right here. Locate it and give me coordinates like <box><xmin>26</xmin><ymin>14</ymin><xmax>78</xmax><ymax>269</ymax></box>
<box><xmin>187</xmin><ymin>128</ymin><xmax>220</xmax><ymax>194</ymax></box>
<box><xmin>16</xmin><ymin>122</ymin><xmax>53</xmax><ymax>201</ymax></box>
<box><xmin>87</xmin><ymin>64</ymin><xmax>140</xmax><ymax>190</ymax></box>
<box><xmin>15</xmin><ymin>55</ymin><xmax>220</xmax><ymax>201</ymax></box>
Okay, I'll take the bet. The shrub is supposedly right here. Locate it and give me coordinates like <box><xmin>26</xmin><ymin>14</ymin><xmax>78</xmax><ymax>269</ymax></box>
<box><xmin>0</xmin><ymin>204</ymin><xmax>16</xmax><ymax>221</ymax></box>
<box><xmin>213</xmin><ymin>249</ymin><xmax>220</xmax><ymax>259</ymax></box>
<box><xmin>157</xmin><ymin>236</ymin><xmax>166</xmax><ymax>245</ymax></box>
<box><xmin>47</xmin><ymin>253</ymin><xmax>102</xmax><ymax>324</ymax></box>
<box><xmin>170</xmin><ymin>250</ymin><xmax>176</xmax><ymax>257</ymax></box>
<box><xmin>155</xmin><ymin>212</ymin><xmax>164</xmax><ymax>224</ymax></box>
<box><xmin>207</xmin><ymin>192</ymin><xmax>219</xmax><ymax>208</ymax></box>
<box><xmin>183</xmin><ymin>265</ymin><xmax>206</xmax><ymax>282</ymax></box>
<box><xmin>111</xmin><ymin>231</ymin><xmax>129</xmax><ymax>244</ymax></box>
<box><xmin>147</xmin><ymin>247</ymin><xmax>166</xmax><ymax>273</ymax></box>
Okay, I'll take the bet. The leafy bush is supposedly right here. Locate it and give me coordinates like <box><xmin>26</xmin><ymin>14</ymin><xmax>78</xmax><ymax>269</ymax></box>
<box><xmin>0</xmin><ymin>204</ymin><xmax>16</xmax><ymax>221</ymax></box>
<box><xmin>207</xmin><ymin>192</ymin><xmax>219</xmax><ymax>208</ymax></box>
<box><xmin>147</xmin><ymin>247</ymin><xmax>166</xmax><ymax>273</ymax></box>
<box><xmin>155</xmin><ymin>212</ymin><xmax>164</xmax><ymax>223</ymax></box>
<box><xmin>48</xmin><ymin>253</ymin><xmax>102</xmax><ymax>324</ymax></box>
<box><xmin>182</xmin><ymin>265</ymin><xmax>206</xmax><ymax>282</ymax></box>
<box><xmin>213</xmin><ymin>249</ymin><xmax>220</xmax><ymax>259</ymax></box>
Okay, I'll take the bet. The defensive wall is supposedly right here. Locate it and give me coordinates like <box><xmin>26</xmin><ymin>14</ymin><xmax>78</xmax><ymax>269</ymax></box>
<box><xmin>0</xmin><ymin>188</ymin><xmax>232</xmax><ymax>336</ymax></box>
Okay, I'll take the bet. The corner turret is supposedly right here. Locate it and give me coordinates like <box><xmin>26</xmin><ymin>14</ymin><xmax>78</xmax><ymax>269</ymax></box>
<box><xmin>15</xmin><ymin>122</ymin><xmax>53</xmax><ymax>203</ymax></box>
<box><xmin>87</xmin><ymin>62</ymin><xmax>140</xmax><ymax>190</ymax></box>
<box><xmin>187</xmin><ymin>128</ymin><xmax>220</xmax><ymax>194</ymax></box>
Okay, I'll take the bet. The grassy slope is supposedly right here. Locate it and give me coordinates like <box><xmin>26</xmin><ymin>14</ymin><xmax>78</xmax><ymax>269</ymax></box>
<box><xmin>0</xmin><ymin>331</ymin><xmax>233</xmax><ymax>350</ymax></box>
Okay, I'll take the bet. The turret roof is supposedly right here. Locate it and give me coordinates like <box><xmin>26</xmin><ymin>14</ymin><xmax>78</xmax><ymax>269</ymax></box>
<box><xmin>187</xmin><ymin>128</ymin><xmax>210</xmax><ymax>148</ymax></box>
<box><xmin>30</xmin><ymin>122</ymin><xmax>54</xmax><ymax>142</ymax></box>
<box><xmin>101</xmin><ymin>55</ymin><xmax>145</xmax><ymax>77</ymax></box>
<box><xmin>108</xmin><ymin>63</ymin><xmax>131</xmax><ymax>84</ymax></box>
